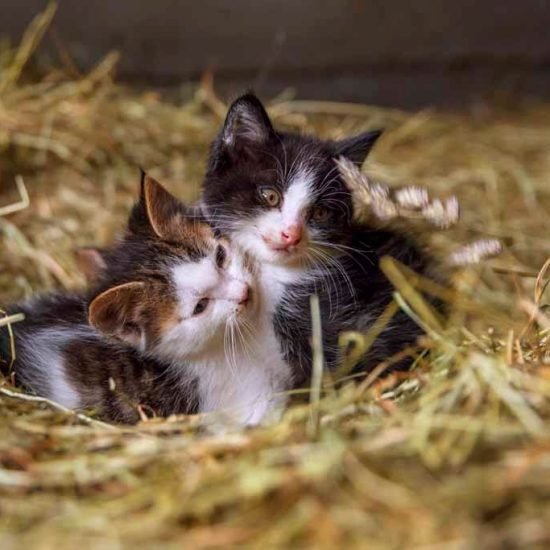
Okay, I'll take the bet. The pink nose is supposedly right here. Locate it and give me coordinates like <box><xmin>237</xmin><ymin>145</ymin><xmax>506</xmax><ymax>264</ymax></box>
<box><xmin>239</xmin><ymin>285</ymin><xmax>250</xmax><ymax>305</ymax></box>
<box><xmin>280</xmin><ymin>225</ymin><xmax>302</xmax><ymax>248</ymax></box>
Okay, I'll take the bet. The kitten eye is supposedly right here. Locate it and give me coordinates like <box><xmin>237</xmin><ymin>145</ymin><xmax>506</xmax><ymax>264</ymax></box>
<box><xmin>259</xmin><ymin>187</ymin><xmax>281</xmax><ymax>207</ymax></box>
<box><xmin>311</xmin><ymin>206</ymin><xmax>330</xmax><ymax>222</ymax></box>
<box><xmin>193</xmin><ymin>298</ymin><xmax>209</xmax><ymax>316</ymax></box>
<box><xmin>215</xmin><ymin>245</ymin><xmax>227</xmax><ymax>268</ymax></box>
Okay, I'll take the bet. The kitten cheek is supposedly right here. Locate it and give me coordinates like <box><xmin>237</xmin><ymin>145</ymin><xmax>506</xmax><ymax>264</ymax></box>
<box><xmin>306</xmin><ymin>225</ymin><xmax>322</xmax><ymax>241</ymax></box>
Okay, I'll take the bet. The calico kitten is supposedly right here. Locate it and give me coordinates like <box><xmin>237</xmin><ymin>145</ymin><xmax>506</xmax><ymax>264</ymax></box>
<box><xmin>1</xmin><ymin>174</ymin><xmax>291</xmax><ymax>425</ymax></box>
<box><xmin>95</xmin><ymin>173</ymin><xmax>291</xmax><ymax>424</ymax></box>
<box><xmin>201</xmin><ymin>94</ymin><xmax>439</xmax><ymax>383</ymax></box>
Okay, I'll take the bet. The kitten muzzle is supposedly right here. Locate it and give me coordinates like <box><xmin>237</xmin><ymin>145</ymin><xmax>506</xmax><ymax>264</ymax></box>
<box><xmin>262</xmin><ymin>224</ymin><xmax>304</xmax><ymax>253</ymax></box>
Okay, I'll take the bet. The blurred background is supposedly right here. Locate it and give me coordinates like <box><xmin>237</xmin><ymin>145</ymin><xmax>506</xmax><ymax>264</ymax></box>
<box><xmin>3</xmin><ymin>0</ymin><xmax>550</xmax><ymax>107</ymax></box>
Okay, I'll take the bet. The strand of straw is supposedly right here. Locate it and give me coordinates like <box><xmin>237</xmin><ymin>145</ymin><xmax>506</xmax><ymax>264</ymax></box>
<box><xmin>0</xmin><ymin>2</ymin><xmax>57</xmax><ymax>94</ymax></box>
<box><xmin>307</xmin><ymin>294</ymin><xmax>324</xmax><ymax>438</ymax></box>
<box><xmin>0</xmin><ymin>386</ymin><xmax>117</xmax><ymax>431</ymax></box>
<box><xmin>0</xmin><ymin>176</ymin><xmax>30</xmax><ymax>217</ymax></box>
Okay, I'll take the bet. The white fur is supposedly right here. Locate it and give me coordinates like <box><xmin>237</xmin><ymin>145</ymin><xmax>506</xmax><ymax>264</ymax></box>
<box><xmin>280</xmin><ymin>171</ymin><xmax>314</xmax><ymax>226</ymax></box>
<box><xmin>48</xmin><ymin>351</ymin><xmax>81</xmax><ymax>409</ymax></box>
<box><xmin>186</xmin><ymin>309</ymin><xmax>291</xmax><ymax>426</ymax></box>
<box><xmin>224</xmin><ymin>166</ymin><xmax>321</xmax><ymax>284</ymax></box>
<box><xmin>228</xmin><ymin>166</ymin><xmax>321</xmax><ymax>310</ymax></box>
<box><xmin>181</xmin><ymin>249</ymin><xmax>300</xmax><ymax>425</ymax></box>
<box><xmin>171</xmin><ymin>255</ymin><xmax>248</xmax><ymax>315</ymax></box>
<box><xmin>16</xmin><ymin>327</ymin><xmax>92</xmax><ymax>409</ymax></box>
<box><xmin>192</xmin><ymin>166</ymin><xmax>329</xmax><ymax>425</ymax></box>
<box><xmin>258</xmin><ymin>262</ymin><xmax>305</xmax><ymax>314</ymax></box>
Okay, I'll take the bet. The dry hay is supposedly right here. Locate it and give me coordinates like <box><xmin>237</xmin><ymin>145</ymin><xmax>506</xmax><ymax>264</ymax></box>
<box><xmin>0</xmin><ymin>6</ymin><xmax>550</xmax><ymax>548</ymax></box>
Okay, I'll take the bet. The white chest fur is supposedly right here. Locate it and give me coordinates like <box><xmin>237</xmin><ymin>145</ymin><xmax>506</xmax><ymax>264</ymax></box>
<box><xmin>189</xmin><ymin>314</ymin><xmax>291</xmax><ymax>426</ymax></box>
<box><xmin>258</xmin><ymin>262</ymin><xmax>304</xmax><ymax>313</ymax></box>
<box><xmin>177</xmin><ymin>256</ymin><xmax>303</xmax><ymax>426</ymax></box>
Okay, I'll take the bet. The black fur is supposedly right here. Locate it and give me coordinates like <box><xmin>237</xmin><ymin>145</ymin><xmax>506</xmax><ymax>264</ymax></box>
<box><xmin>275</xmin><ymin>226</ymin><xmax>439</xmax><ymax>385</ymax></box>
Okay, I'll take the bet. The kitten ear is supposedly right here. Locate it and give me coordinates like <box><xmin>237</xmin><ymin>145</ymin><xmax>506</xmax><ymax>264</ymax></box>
<box><xmin>75</xmin><ymin>247</ymin><xmax>107</xmax><ymax>283</ymax></box>
<box><xmin>88</xmin><ymin>281</ymin><xmax>147</xmax><ymax>348</ymax></box>
<box><xmin>130</xmin><ymin>171</ymin><xmax>192</xmax><ymax>241</ymax></box>
<box><xmin>221</xmin><ymin>93</ymin><xmax>274</xmax><ymax>148</ymax></box>
<box><xmin>333</xmin><ymin>129</ymin><xmax>384</xmax><ymax>166</ymax></box>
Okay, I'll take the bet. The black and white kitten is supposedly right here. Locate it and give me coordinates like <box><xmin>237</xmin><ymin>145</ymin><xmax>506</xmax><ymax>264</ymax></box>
<box><xmin>201</xmin><ymin>94</ymin><xmax>438</xmax><ymax>384</ymax></box>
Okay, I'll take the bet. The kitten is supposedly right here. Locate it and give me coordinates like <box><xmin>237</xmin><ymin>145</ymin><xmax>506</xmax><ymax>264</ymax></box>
<box><xmin>94</xmin><ymin>173</ymin><xmax>291</xmax><ymax>425</ymax></box>
<box><xmin>0</xmin><ymin>174</ymin><xmax>291</xmax><ymax>425</ymax></box>
<box><xmin>201</xmin><ymin>94</ymin><xmax>439</xmax><ymax>384</ymax></box>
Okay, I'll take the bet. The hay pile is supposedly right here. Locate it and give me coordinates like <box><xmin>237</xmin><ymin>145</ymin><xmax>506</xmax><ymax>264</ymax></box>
<box><xmin>1</xmin><ymin>7</ymin><xmax>550</xmax><ymax>548</ymax></box>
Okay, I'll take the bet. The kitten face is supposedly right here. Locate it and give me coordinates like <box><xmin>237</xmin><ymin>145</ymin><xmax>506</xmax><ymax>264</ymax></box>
<box><xmin>158</xmin><ymin>237</ymin><xmax>254</xmax><ymax>360</ymax></box>
<box><xmin>202</xmin><ymin>94</ymin><xmax>382</xmax><ymax>266</ymax></box>
<box><xmin>89</xmin><ymin>174</ymin><xmax>255</xmax><ymax>364</ymax></box>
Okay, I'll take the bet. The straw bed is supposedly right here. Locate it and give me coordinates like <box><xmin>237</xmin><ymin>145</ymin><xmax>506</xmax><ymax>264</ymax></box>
<box><xmin>1</xmin><ymin>8</ymin><xmax>549</xmax><ymax>548</ymax></box>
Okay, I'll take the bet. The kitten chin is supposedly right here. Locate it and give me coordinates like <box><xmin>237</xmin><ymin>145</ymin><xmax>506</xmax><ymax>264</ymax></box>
<box><xmin>201</xmin><ymin>93</ymin><xmax>444</xmax><ymax>381</ymax></box>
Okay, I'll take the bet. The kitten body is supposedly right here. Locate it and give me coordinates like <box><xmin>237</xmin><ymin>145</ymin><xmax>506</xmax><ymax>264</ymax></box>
<box><xmin>2</xmin><ymin>293</ymin><xmax>195</xmax><ymax>424</ymax></box>
<box><xmin>274</xmin><ymin>225</ymin><xmax>435</xmax><ymax>384</ymax></box>
<box><xmin>201</xmin><ymin>94</ymin><xmax>439</xmax><ymax>384</ymax></box>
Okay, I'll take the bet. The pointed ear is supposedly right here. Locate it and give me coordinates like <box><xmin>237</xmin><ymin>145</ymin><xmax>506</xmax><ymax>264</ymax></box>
<box><xmin>221</xmin><ymin>93</ymin><xmax>274</xmax><ymax>149</ymax></box>
<box><xmin>333</xmin><ymin>129</ymin><xmax>384</xmax><ymax>166</ymax></box>
<box><xmin>130</xmin><ymin>171</ymin><xmax>192</xmax><ymax>241</ymax></box>
<box><xmin>88</xmin><ymin>281</ymin><xmax>147</xmax><ymax>348</ymax></box>
<box><xmin>75</xmin><ymin>247</ymin><xmax>107</xmax><ymax>283</ymax></box>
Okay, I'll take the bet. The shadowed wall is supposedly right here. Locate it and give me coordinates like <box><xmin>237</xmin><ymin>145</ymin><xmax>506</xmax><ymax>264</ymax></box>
<box><xmin>2</xmin><ymin>0</ymin><xmax>550</xmax><ymax>107</ymax></box>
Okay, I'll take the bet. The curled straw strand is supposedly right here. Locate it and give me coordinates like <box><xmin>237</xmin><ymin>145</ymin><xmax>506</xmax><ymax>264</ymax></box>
<box><xmin>336</xmin><ymin>156</ymin><xmax>503</xmax><ymax>266</ymax></box>
<box><xmin>337</xmin><ymin>156</ymin><xmax>460</xmax><ymax>229</ymax></box>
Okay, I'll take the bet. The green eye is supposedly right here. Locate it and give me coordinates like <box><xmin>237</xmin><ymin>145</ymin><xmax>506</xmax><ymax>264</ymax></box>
<box><xmin>311</xmin><ymin>206</ymin><xmax>330</xmax><ymax>222</ymax></box>
<box><xmin>259</xmin><ymin>187</ymin><xmax>281</xmax><ymax>207</ymax></box>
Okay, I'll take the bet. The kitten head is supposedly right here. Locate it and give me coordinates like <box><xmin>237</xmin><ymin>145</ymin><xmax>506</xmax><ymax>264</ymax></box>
<box><xmin>201</xmin><ymin>93</ymin><xmax>382</xmax><ymax>266</ymax></box>
<box><xmin>88</xmin><ymin>173</ymin><xmax>255</xmax><ymax>363</ymax></box>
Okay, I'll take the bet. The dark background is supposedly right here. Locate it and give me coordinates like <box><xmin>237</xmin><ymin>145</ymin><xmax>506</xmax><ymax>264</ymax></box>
<box><xmin>3</xmin><ymin>0</ymin><xmax>550</xmax><ymax>108</ymax></box>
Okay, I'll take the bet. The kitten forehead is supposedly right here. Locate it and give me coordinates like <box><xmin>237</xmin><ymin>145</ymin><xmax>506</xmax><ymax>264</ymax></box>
<box><xmin>171</xmin><ymin>256</ymin><xmax>218</xmax><ymax>299</ymax></box>
<box><xmin>282</xmin><ymin>166</ymin><xmax>315</xmax><ymax>218</ymax></box>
